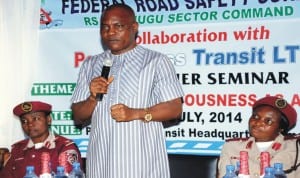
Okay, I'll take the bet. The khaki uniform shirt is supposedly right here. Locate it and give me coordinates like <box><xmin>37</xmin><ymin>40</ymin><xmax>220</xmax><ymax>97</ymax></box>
<box><xmin>218</xmin><ymin>134</ymin><xmax>300</xmax><ymax>178</ymax></box>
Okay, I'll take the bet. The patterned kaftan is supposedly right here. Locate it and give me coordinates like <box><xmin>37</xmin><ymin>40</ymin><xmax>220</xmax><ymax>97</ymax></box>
<box><xmin>71</xmin><ymin>45</ymin><xmax>184</xmax><ymax>178</ymax></box>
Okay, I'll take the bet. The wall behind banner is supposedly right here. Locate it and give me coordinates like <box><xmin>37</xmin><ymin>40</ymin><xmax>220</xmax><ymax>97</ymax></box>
<box><xmin>3</xmin><ymin>0</ymin><xmax>299</xmax><ymax>157</ymax></box>
<box><xmin>0</xmin><ymin>1</ymin><xmax>40</xmax><ymax>149</ymax></box>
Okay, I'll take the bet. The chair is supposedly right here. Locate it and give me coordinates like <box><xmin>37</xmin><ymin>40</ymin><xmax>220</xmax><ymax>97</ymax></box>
<box><xmin>168</xmin><ymin>154</ymin><xmax>219</xmax><ymax>178</ymax></box>
<box><xmin>0</xmin><ymin>147</ymin><xmax>9</xmax><ymax>170</ymax></box>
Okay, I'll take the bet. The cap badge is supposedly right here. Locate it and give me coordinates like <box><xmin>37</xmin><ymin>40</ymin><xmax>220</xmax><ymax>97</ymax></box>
<box><xmin>275</xmin><ymin>98</ymin><xmax>287</xmax><ymax>109</ymax></box>
<box><xmin>21</xmin><ymin>102</ymin><xmax>33</xmax><ymax>112</ymax></box>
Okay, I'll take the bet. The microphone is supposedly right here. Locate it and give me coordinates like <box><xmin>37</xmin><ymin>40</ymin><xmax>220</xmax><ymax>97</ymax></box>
<box><xmin>96</xmin><ymin>58</ymin><xmax>113</xmax><ymax>101</ymax></box>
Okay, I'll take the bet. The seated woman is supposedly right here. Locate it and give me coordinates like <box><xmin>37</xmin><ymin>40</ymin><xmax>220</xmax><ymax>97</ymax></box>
<box><xmin>0</xmin><ymin>101</ymin><xmax>83</xmax><ymax>178</ymax></box>
<box><xmin>218</xmin><ymin>96</ymin><xmax>299</xmax><ymax>178</ymax></box>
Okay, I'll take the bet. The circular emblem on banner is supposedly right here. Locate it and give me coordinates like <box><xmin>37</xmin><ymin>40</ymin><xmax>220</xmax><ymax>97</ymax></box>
<box><xmin>21</xmin><ymin>102</ymin><xmax>33</xmax><ymax>112</ymax></box>
<box><xmin>275</xmin><ymin>98</ymin><xmax>287</xmax><ymax>109</ymax></box>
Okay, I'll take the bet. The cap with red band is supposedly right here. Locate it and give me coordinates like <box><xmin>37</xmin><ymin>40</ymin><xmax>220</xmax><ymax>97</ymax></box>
<box><xmin>13</xmin><ymin>101</ymin><xmax>52</xmax><ymax>117</ymax></box>
<box><xmin>253</xmin><ymin>96</ymin><xmax>297</xmax><ymax>129</ymax></box>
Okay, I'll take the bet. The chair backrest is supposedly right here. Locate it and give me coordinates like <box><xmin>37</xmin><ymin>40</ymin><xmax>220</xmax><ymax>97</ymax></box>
<box><xmin>0</xmin><ymin>147</ymin><xmax>9</xmax><ymax>170</ymax></box>
<box><xmin>168</xmin><ymin>154</ymin><xmax>219</xmax><ymax>178</ymax></box>
<box><xmin>80</xmin><ymin>154</ymin><xmax>219</xmax><ymax>177</ymax></box>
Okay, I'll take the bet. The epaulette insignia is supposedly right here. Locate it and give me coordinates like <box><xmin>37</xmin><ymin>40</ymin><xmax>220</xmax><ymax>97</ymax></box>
<box><xmin>284</xmin><ymin>133</ymin><xmax>300</xmax><ymax>140</ymax></box>
<box><xmin>65</xmin><ymin>142</ymin><xmax>74</xmax><ymax>147</ymax></box>
<box><xmin>226</xmin><ymin>137</ymin><xmax>249</xmax><ymax>142</ymax></box>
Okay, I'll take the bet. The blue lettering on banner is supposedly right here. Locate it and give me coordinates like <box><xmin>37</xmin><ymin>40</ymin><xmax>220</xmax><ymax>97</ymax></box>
<box><xmin>61</xmin><ymin>0</ymin><xmax>125</xmax><ymax>14</ymax></box>
<box><xmin>193</xmin><ymin>45</ymin><xmax>300</xmax><ymax>66</ymax></box>
<box><xmin>193</xmin><ymin>47</ymin><xmax>266</xmax><ymax>65</ymax></box>
<box><xmin>273</xmin><ymin>45</ymin><xmax>299</xmax><ymax>64</ymax></box>
<box><xmin>39</xmin><ymin>0</ymin><xmax>300</xmax><ymax>29</ymax></box>
<box><xmin>184</xmin><ymin>0</ymin><xmax>248</xmax><ymax>9</ymax></box>
<box><xmin>135</xmin><ymin>0</ymin><xmax>180</xmax><ymax>12</ymax></box>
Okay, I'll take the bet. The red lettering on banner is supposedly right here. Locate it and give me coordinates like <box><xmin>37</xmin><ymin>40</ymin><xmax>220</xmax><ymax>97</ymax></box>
<box><xmin>265</xmin><ymin>94</ymin><xmax>300</xmax><ymax>107</ymax></box>
<box><xmin>291</xmin><ymin>94</ymin><xmax>300</xmax><ymax>107</ymax></box>
<box><xmin>265</xmin><ymin>93</ymin><xmax>284</xmax><ymax>98</ymax></box>
<box><xmin>184</xmin><ymin>93</ymin><xmax>300</xmax><ymax>108</ymax></box>
<box><xmin>74</xmin><ymin>52</ymin><xmax>90</xmax><ymax>68</ymax></box>
<box><xmin>184</xmin><ymin>93</ymin><xmax>257</xmax><ymax>107</ymax></box>
<box><xmin>136</xmin><ymin>30</ymin><xmax>227</xmax><ymax>44</ymax></box>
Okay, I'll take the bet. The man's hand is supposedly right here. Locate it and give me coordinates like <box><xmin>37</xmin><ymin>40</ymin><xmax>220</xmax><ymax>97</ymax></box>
<box><xmin>111</xmin><ymin>104</ymin><xmax>136</xmax><ymax>122</ymax></box>
<box><xmin>89</xmin><ymin>76</ymin><xmax>114</xmax><ymax>98</ymax></box>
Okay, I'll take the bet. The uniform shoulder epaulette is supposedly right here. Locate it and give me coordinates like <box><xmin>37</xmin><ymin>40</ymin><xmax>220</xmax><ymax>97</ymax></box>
<box><xmin>284</xmin><ymin>133</ymin><xmax>300</xmax><ymax>140</ymax></box>
<box><xmin>225</xmin><ymin>137</ymin><xmax>249</xmax><ymax>142</ymax></box>
<box><xmin>54</xmin><ymin>135</ymin><xmax>75</xmax><ymax>147</ymax></box>
<box><xmin>55</xmin><ymin>135</ymin><xmax>74</xmax><ymax>142</ymax></box>
<box><xmin>12</xmin><ymin>139</ymin><xmax>28</xmax><ymax>146</ymax></box>
<box><xmin>11</xmin><ymin>139</ymin><xmax>29</xmax><ymax>150</ymax></box>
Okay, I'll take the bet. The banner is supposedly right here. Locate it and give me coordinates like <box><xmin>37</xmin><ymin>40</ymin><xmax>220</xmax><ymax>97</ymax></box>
<box><xmin>36</xmin><ymin>0</ymin><xmax>300</xmax><ymax>157</ymax></box>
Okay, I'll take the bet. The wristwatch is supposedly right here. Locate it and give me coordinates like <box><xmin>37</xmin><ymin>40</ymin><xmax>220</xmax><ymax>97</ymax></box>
<box><xmin>144</xmin><ymin>108</ymin><xmax>152</xmax><ymax>122</ymax></box>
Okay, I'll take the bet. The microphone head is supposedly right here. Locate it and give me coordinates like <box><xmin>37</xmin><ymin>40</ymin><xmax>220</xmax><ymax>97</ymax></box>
<box><xmin>103</xmin><ymin>58</ymin><xmax>113</xmax><ymax>67</ymax></box>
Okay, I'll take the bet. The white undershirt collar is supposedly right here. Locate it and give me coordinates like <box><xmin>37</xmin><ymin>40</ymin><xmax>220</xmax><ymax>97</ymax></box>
<box><xmin>256</xmin><ymin>141</ymin><xmax>274</xmax><ymax>152</ymax></box>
